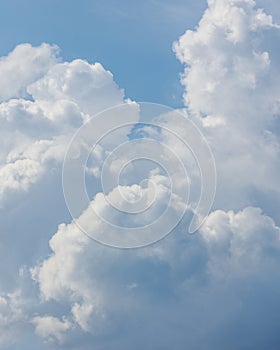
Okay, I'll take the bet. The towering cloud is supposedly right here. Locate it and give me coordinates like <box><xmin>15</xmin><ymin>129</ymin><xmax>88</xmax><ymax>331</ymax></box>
<box><xmin>173</xmin><ymin>0</ymin><xmax>280</xmax><ymax>212</ymax></box>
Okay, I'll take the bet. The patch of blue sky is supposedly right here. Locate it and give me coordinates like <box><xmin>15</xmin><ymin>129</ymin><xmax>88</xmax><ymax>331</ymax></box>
<box><xmin>127</xmin><ymin>123</ymin><xmax>162</xmax><ymax>140</ymax></box>
<box><xmin>0</xmin><ymin>0</ymin><xmax>207</xmax><ymax>107</ymax></box>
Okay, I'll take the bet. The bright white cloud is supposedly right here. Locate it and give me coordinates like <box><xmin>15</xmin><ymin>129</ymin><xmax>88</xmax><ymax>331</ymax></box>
<box><xmin>28</xmin><ymin>59</ymin><xmax>125</xmax><ymax>115</ymax></box>
<box><xmin>0</xmin><ymin>43</ymin><xmax>59</xmax><ymax>102</ymax></box>
<box><xmin>173</xmin><ymin>0</ymin><xmax>280</xmax><ymax>212</ymax></box>
<box><xmin>174</xmin><ymin>0</ymin><xmax>279</xmax><ymax>124</ymax></box>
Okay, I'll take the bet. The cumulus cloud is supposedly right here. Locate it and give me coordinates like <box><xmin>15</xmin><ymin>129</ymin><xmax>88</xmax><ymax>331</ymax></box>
<box><xmin>173</xmin><ymin>0</ymin><xmax>279</xmax><ymax>122</ymax></box>
<box><xmin>1</xmin><ymin>0</ymin><xmax>280</xmax><ymax>349</ymax></box>
<box><xmin>0</xmin><ymin>43</ymin><xmax>59</xmax><ymax>102</ymax></box>
<box><xmin>28</xmin><ymin>59</ymin><xmax>125</xmax><ymax>115</ymax></box>
<box><xmin>0</xmin><ymin>43</ymin><xmax>126</xmax><ymax>347</ymax></box>
<box><xmin>0</xmin><ymin>43</ymin><xmax>125</xmax><ymax>206</ymax></box>
<box><xmin>30</xmin><ymin>206</ymin><xmax>280</xmax><ymax>349</ymax></box>
<box><xmin>173</xmin><ymin>0</ymin><xmax>280</xmax><ymax>212</ymax></box>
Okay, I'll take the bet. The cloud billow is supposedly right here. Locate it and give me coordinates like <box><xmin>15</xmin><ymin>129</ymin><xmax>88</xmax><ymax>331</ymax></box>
<box><xmin>1</xmin><ymin>0</ymin><xmax>280</xmax><ymax>349</ymax></box>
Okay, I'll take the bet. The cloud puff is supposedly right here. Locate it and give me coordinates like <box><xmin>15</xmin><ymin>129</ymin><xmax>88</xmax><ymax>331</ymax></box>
<box><xmin>0</xmin><ymin>43</ymin><xmax>59</xmax><ymax>102</ymax></box>
<box><xmin>173</xmin><ymin>0</ymin><xmax>279</xmax><ymax>124</ymax></box>
<box><xmin>28</xmin><ymin>59</ymin><xmax>125</xmax><ymax>115</ymax></box>
<box><xmin>0</xmin><ymin>291</ymin><xmax>28</xmax><ymax>349</ymax></box>
<box><xmin>32</xmin><ymin>315</ymin><xmax>73</xmax><ymax>344</ymax></box>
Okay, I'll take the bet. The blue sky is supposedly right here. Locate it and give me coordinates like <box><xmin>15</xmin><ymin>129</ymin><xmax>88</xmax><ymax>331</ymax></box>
<box><xmin>0</xmin><ymin>0</ymin><xmax>207</xmax><ymax>107</ymax></box>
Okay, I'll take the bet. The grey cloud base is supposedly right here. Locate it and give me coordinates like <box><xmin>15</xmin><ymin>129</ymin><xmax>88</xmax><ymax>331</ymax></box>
<box><xmin>1</xmin><ymin>0</ymin><xmax>280</xmax><ymax>349</ymax></box>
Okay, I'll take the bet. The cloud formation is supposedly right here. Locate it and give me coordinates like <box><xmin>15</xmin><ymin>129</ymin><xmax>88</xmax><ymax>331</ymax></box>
<box><xmin>0</xmin><ymin>43</ymin><xmax>126</xmax><ymax>348</ymax></box>
<box><xmin>173</xmin><ymin>0</ymin><xmax>280</xmax><ymax>212</ymax></box>
<box><xmin>1</xmin><ymin>0</ymin><xmax>280</xmax><ymax>349</ymax></box>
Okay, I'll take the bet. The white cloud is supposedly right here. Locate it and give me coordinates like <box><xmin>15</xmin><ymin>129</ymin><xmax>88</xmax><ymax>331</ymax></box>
<box><xmin>0</xmin><ymin>291</ymin><xmax>28</xmax><ymax>348</ymax></box>
<box><xmin>27</xmin><ymin>59</ymin><xmax>125</xmax><ymax>115</ymax></box>
<box><xmin>32</xmin><ymin>316</ymin><xmax>72</xmax><ymax>344</ymax></box>
<box><xmin>1</xmin><ymin>0</ymin><xmax>280</xmax><ymax>349</ymax></box>
<box><xmin>0</xmin><ymin>43</ymin><xmax>126</xmax><ymax>348</ymax></box>
<box><xmin>173</xmin><ymin>0</ymin><xmax>280</xmax><ymax>212</ymax></box>
<box><xmin>0</xmin><ymin>44</ymin><xmax>126</xmax><ymax>207</ymax></box>
<box><xmin>30</xmin><ymin>205</ymin><xmax>280</xmax><ymax>349</ymax></box>
<box><xmin>0</xmin><ymin>43</ymin><xmax>59</xmax><ymax>102</ymax></box>
<box><xmin>200</xmin><ymin>207</ymin><xmax>280</xmax><ymax>277</ymax></box>
<box><xmin>173</xmin><ymin>0</ymin><xmax>279</xmax><ymax>127</ymax></box>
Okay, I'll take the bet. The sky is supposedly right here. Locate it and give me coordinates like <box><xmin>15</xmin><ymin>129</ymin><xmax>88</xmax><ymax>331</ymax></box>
<box><xmin>1</xmin><ymin>0</ymin><xmax>280</xmax><ymax>349</ymax></box>
<box><xmin>0</xmin><ymin>0</ymin><xmax>207</xmax><ymax>107</ymax></box>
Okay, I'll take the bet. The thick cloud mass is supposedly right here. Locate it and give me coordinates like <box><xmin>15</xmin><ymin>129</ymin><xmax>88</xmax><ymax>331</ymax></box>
<box><xmin>173</xmin><ymin>0</ymin><xmax>280</xmax><ymax>213</ymax></box>
<box><xmin>1</xmin><ymin>1</ymin><xmax>280</xmax><ymax>349</ymax></box>
<box><xmin>0</xmin><ymin>43</ymin><xmax>126</xmax><ymax>348</ymax></box>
